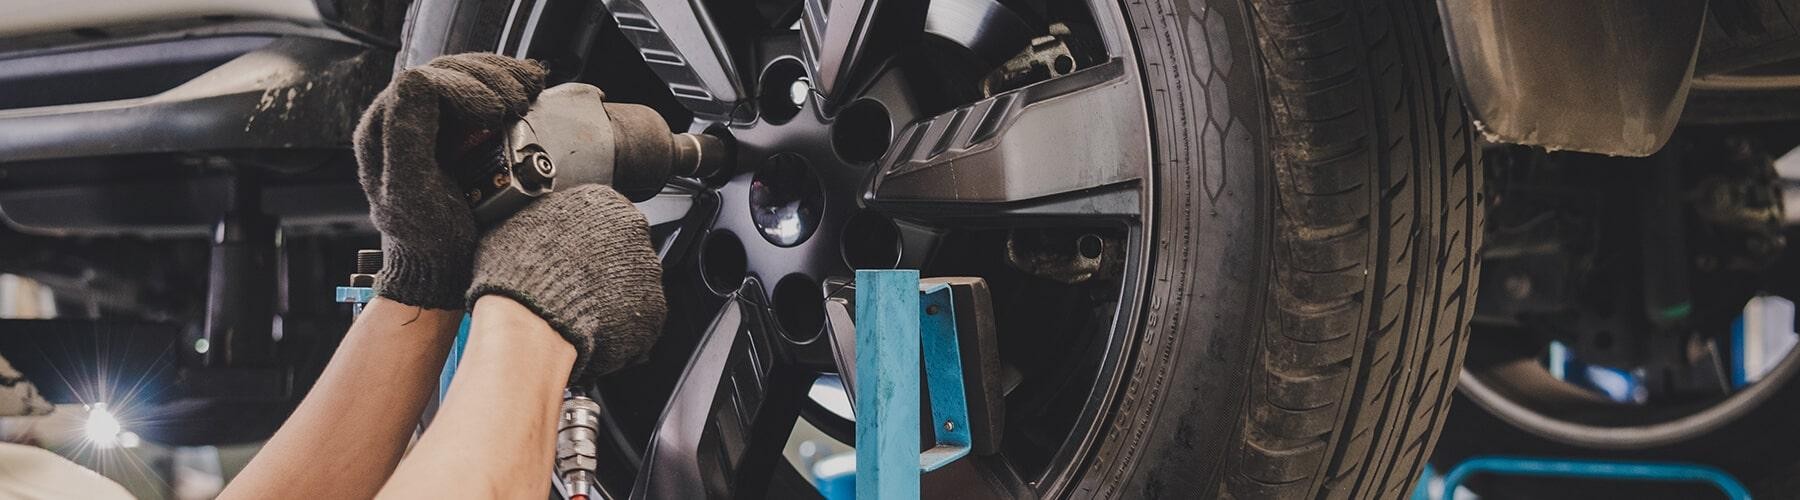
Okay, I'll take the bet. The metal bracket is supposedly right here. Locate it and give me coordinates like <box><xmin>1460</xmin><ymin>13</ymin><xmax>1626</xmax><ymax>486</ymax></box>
<box><xmin>853</xmin><ymin>270</ymin><xmax>974</xmax><ymax>499</ymax></box>
<box><xmin>918</xmin><ymin>281</ymin><xmax>973</xmax><ymax>471</ymax></box>
<box><xmin>334</xmin><ymin>286</ymin><xmax>374</xmax><ymax>317</ymax></box>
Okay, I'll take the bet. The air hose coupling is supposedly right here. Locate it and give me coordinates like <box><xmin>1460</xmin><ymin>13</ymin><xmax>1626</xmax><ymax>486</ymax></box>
<box><xmin>558</xmin><ymin>394</ymin><xmax>602</xmax><ymax>500</ymax></box>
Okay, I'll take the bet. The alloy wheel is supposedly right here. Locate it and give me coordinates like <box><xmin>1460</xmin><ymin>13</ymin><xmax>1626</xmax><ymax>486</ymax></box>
<box><xmin>523</xmin><ymin>0</ymin><xmax>1158</xmax><ymax>497</ymax></box>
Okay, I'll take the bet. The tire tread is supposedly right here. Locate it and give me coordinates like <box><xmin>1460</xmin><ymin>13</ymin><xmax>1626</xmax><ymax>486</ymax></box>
<box><xmin>1225</xmin><ymin>0</ymin><xmax>1483</xmax><ymax>497</ymax></box>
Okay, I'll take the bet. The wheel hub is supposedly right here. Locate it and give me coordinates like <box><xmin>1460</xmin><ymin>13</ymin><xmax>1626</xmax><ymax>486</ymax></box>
<box><xmin>748</xmin><ymin>153</ymin><xmax>824</xmax><ymax>247</ymax></box>
<box><xmin>701</xmin><ymin>51</ymin><xmax>904</xmax><ymax>340</ymax></box>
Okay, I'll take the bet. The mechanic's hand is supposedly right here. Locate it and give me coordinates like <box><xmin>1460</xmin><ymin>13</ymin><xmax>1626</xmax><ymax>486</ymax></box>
<box><xmin>353</xmin><ymin>53</ymin><xmax>546</xmax><ymax>309</ymax></box>
<box><xmin>466</xmin><ymin>185</ymin><xmax>667</xmax><ymax>385</ymax></box>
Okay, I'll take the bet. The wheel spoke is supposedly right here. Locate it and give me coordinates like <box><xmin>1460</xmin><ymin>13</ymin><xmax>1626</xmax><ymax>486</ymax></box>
<box><xmin>642</xmin><ymin>182</ymin><xmax>717</xmax><ymax>265</ymax></box>
<box><xmin>631</xmin><ymin>296</ymin><xmax>810</xmax><ymax>499</ymax></box>
<box><xmin>602</xmin><ymin>0</ymin><xmax>746</xmax><ymax>119</ymax></box>
<box><xmin>863</xmin><ymin>60</ymin><xmax>1149</xmax><ymax>219</ymax></box>
<box><xmin>799</xmin><ymin>0</ymin><xmax>927</xmax><ymax>109</ymax></box>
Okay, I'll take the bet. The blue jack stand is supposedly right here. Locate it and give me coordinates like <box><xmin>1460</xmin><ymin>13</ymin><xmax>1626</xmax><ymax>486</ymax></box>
<box><xmin>335</xmin><ymin>286</ymin><xmax>375</xmax><ymax>317</ymax></box>
<box><xmin>853</xmin><ymin>270</ymin><xmax>974</xmax><ymax>499</ymax></box>
<box><xmin>1432</xmin><ymin>456</ymin><xmax>1752</xmax><ymax>500</ymax></box>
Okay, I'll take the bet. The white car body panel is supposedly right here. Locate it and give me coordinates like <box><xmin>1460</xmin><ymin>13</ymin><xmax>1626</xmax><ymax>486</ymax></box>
<box><xmin>0</xmin><ymin>0</ymin><xmax>324</xmax><ymax>38</ymax></box>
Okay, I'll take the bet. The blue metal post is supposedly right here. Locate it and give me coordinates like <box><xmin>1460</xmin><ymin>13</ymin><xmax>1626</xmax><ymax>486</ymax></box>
<box><xmin>440</xmin><ymin>314</ymin><xmax>471</xmax><ymax>400</ymax></box>
<box><xmin>855</xmin><ymin>269</ymin><xmax>921</xmax><ymax>500</ymax></box>
<box><xmin>337</xmin><ymin>286</ymin><xmax>468</xmax><ymax>417</ymax></box>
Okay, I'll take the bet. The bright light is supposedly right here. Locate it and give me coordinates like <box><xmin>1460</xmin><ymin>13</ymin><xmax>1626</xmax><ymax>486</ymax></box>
<box><xmin>807</xmin><ymin>375</ymin><xmax>855</xmax><ymax>421</ymax></box>
<box><xmin>117</xmin><ymin>431</ymin><xmax>141</xmax><ymax>449</ymax></box>
<box><xmin>85</xmin><ymin>403</ymin><xmax>124</xmax><ymax>449</ymax></box>
<box><xmin>788</xmin><ymin>79</ymin><xmax>810</xmax><ymax>107</ymax></box>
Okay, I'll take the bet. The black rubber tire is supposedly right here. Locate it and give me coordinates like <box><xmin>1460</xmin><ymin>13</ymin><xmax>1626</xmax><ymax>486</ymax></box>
<box><xmin>1075</xmin><ymin>0</ymin><xmax>1482</xmax><ymax>497</ymax></box>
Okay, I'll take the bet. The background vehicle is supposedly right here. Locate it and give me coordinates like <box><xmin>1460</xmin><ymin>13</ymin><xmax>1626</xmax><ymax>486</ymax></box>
<box><xmin>1425</xmin><ymin>1</ymin><xmax>1800</xmax><ymax>497</ymax></box>
<box><xmin>0</xmin><ymin>0</ymin><xmax>1793</xmax><ymax>498</ymax></box>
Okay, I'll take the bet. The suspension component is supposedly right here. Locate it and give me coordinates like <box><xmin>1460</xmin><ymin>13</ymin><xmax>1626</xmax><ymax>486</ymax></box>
<box><xmin>980</xmin><ymin>24</ymin><xmax>1080</xmax><ymax>96</ymax></box>
<box><xmin>1003</xmin><ymin>228</ymin><xmax>1122</xmax><ymax>284</ymax></box>
<box><xmin>202</xmin><ymin>173</ymin><xmax>279</xmax><ymax>367</ymax></box>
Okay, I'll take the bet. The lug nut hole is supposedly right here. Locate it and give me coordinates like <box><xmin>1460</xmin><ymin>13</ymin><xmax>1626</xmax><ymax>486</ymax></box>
<box><xmin>832</xmin><ymin>99</ymin><xmax>893</xmax><ymax>164</ymax></box>
<box><xmin>773</xmin><ymin>274</ymin><xmax>825</xmax><ymax>341</ymax></box>
<box><xmin>841</xmin><ymin>211</ymin><xmax>902</xmax><ymax>270</ymax></box>
<box><xmin>701</xmin><ymin>231</ymin><xmax>748</xmax><ymax>294</ymax></box>
<box><xmin>758</xmin><ymin>59</ymin><xmax>808</xmax><ymax>125</ymax></box>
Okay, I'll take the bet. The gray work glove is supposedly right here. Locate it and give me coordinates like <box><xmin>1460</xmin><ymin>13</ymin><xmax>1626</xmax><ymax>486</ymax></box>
<box><xmin>353</xmin><ymin>53</ymin><xmax>546</xmax><ymax>309</ymax></box>
<box><xmin>467</xmin><ymin>185</ymin><xmax>668</xmax><ymax>384</ymax></box>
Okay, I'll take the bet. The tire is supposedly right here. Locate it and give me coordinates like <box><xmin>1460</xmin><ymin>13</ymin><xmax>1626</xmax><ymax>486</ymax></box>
<box><xmin>1084</xmin><ymin>0</ymin><xmax>1481</xmax><ymax>497</ymax></box>
<box><xmin>399</xmin><ymin>0</ymin><xmax>1482</xmax><ymax>497</ymax></box>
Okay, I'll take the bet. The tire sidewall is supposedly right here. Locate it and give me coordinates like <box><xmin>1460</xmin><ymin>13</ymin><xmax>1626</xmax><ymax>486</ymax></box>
<box><xmin>1072</xmin><ymin>0</ymin><xmax>1274</xmax><ymax>497</ymax></box>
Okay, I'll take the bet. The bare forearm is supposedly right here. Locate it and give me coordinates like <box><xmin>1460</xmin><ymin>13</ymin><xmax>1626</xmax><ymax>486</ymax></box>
<box><xmin>378</xmin><ymin>296</ymin><xmax>573</xmax><ymax>500</ymax></box>
<box><xmin>222</xmin><ymin>299</ymin><xmax>460</xmax><ymax>500</ymax></box>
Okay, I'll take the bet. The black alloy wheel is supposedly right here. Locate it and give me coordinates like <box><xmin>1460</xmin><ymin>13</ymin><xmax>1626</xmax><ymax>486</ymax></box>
<box><xmin>586</xmin><ymin>1</ymin><xmax>1155</xmax><ymax>496</ymax></box>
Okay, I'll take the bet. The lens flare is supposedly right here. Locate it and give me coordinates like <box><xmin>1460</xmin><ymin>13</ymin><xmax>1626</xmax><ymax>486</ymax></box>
<box><xmin>84</xmin><ymin>403</ymin><xmax>124</xmax><ymax>449</ymax></box>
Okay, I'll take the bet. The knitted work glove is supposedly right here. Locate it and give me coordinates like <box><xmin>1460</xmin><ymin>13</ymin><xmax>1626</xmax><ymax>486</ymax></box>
<box><xmin>353</xmin><ymin>53</ymin><xmax>545</xmax><ymax>309</ymax></box>
<box><xmin>468</xmin><ymin>185</ymin><xmax>668</xmax><ymax>384</ymax></box>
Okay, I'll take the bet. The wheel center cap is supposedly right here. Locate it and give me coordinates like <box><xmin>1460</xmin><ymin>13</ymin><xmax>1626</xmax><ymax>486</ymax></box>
<box><xmin>748</xmin><ymin>153</ymin><xmax>825</xmax><ymax>247</ymax></box>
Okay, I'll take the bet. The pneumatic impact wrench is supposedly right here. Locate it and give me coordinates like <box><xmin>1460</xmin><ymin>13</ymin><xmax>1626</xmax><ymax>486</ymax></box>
<box><xmin>449</xmin><ymin>82</ymin><xmax>733</xmax><ymax>500</ymax></box>
<box><xmin>449</xmin><ymin>82</ymin><xmax>732</xmax><ymax>224</ymax></box>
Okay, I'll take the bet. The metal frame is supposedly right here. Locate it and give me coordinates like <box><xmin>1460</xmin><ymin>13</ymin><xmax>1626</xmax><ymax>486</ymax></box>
<box><xmin>851</xmin><ymin>270</ymin><xmax>976</xmax><ymax>498</ymax></box>
<box><xmin>1439</xmin><ymin>456</ymin><xmax>1752</xmax><ymax>500</ymax></box>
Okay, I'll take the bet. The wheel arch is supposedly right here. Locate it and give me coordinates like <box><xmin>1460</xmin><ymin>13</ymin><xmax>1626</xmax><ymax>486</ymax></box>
<box><xmin>1435</xmin><ymin>0</ymin><xmax>1707</xmax><ymax>157</ymax></box>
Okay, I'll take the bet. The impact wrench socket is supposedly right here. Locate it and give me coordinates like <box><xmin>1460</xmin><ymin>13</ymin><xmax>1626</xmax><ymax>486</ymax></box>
<box><xmin>451</xmin><ymin>82</ymin><xmax>732</xmax><ymax>225</ymax></box>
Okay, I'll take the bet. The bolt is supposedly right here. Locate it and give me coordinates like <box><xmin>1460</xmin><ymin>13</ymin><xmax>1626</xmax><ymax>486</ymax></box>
<box><xmin>925</xmin><ymin>304</ymin><xmax>940</xmax><ymax>315</ymax></box>
<box><xmin>466</xmin><ymin>189</ymin><xmax>483</xmax><ymax>203</ymax></box>
<box><xmin>944</xmin><ymin>420</ymin><xmax>955</xmax><ymax>432</ymax></box>
<box><xmin>532</xmin><ymin>153</ymin><xmax>555</xmax><ymax>176</ymax></box>
<box><xmin>492</xmin><ymin>171</ymin><xmax>511</xmax><ymax>189</ymax></box>
<box><xmin>1077</xmin><ymin>234</ymin><xmax>1104</xmax><ymax>259</ymax></box>
<box><xmin>355</xmin><ymin>249</ymin><xmax>384</xmax><ymax>274</ymax></box>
